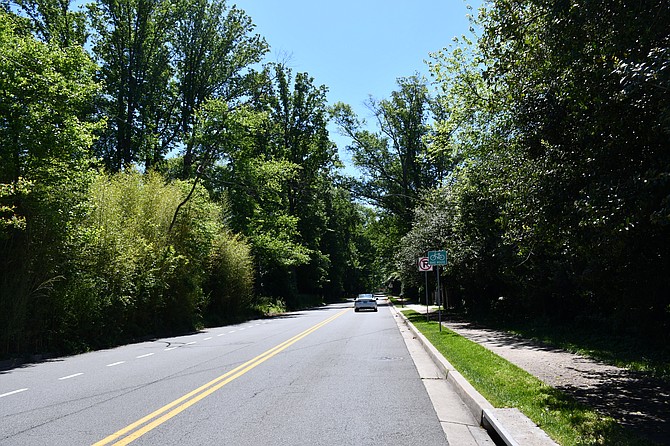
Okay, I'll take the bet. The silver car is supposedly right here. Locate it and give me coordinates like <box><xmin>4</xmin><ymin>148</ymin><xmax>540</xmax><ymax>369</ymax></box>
<box><xmin>354</xmin><ymin>294</ymin><xmax>378</xmax><ymax>312</ymax></box>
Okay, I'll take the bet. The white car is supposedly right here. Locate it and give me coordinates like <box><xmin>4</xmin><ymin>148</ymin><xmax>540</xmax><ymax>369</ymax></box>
<box><xmin>354</xmin><ymin>294</ymin><xmax>378</xmax><ymax>312</ymax></box>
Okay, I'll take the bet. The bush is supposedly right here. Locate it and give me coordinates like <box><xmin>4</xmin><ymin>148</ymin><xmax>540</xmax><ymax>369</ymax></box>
<box><xmin>55</xmin><ymin>170</ymin><xmax>256</xmax><ymax>350</ymax></box>
<box><xmin>205</xmin><ymin>231</ymin><xmax>254</xmax><ymax>325</ymax></box>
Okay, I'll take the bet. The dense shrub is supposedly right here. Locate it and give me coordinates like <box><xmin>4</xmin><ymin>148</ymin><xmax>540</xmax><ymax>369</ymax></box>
<box><xmin>205</xmin><ymin>232</ymin><xmax>254</xmax><ymax>325</ymax></box>
<box><xmin>7</xmin><ymin>170</ymin><xmax>257</xmax><ymax>354</ymax></box>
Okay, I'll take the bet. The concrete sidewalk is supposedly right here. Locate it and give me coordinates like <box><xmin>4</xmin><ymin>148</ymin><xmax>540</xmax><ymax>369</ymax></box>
<box><xmin>391</xmin><ymin>302</ymin><xmax>558</xmax><ymax>446</ymax></box>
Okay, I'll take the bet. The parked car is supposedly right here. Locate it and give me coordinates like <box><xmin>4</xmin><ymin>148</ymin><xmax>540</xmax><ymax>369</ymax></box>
<box><xmin>354</xmin><ymin>293</ymin><xmax>378</xmax><ymax>312</ymax></box>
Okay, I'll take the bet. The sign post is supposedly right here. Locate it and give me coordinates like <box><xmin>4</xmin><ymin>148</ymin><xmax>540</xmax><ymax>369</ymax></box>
<box><xmin>418</xmin><ymin>257</ymin><xmax>433</xmax><ymax>321</ymax></box>
<box><xmin>428</xmin><ymin>251</ymin><xmax>447</xmax><ymax>332</ymax></box>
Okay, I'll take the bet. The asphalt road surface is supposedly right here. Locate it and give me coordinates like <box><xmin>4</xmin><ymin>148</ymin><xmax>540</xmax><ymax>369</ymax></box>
<box><xmin>1</xmin><ymin>300</ymin><xmax>449</xmax><ymax>445</ymax></box>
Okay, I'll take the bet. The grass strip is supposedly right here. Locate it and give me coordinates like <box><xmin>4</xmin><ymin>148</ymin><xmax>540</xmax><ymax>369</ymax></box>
<box><xmin>402</xmin><ymin>310</ymin><xmax>651</xmax><ymax>446</ymax></box>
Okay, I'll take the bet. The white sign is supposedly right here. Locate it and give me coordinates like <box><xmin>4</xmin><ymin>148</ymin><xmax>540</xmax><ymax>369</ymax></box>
<box><xmin>418</xmin><ymin>257</ymin><xmax>433</xmax><ymax>272</ymax></box>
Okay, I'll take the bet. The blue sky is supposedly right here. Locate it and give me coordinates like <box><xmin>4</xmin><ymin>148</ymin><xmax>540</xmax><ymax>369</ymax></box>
<box><xmin>231</xmin><ymin>1</ymin><xmax>481</xmax><ymax>167</ymax></box>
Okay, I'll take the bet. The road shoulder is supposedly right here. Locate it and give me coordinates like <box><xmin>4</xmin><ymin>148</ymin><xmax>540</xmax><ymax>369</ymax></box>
<box><xmin>390</xmin><ymin>305</ymin><xmax>496</xmax><ymax>445</ymax></box>
<box><xmin>390</xmin><ymin>303</ymin><xmax>558</xmax><ymax>446</ymax></box>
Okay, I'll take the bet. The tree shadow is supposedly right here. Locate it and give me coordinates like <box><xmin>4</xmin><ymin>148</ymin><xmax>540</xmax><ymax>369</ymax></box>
<box><xmin>555</xmin><ymin>367</ymin><xmax>670</xmax><ymax>445</ymax></box>
<box><xmin>441</xmin><ymin>316</ymin><xmax>670</xmax><ymax>445</ymax></box>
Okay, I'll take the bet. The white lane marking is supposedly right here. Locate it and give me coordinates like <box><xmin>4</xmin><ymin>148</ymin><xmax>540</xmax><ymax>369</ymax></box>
<box><xmin>228</xmin><ymin>330</ymin><xmax>235</xmax><ymax>334</ymax></box>
<box><xmin>185</xmin><ymin>341</ymin><xmax>196</xmax><ymax>346</ymax></box>
<box><xmin>58</xmin><ymin>373</ymin><xmax>84</xmax><ymax>381</ymax></box>
<box><xmin>239</xmin><ymin>328</ymin><xmax>245</xmax><ymax>331</ymax></box>
<box><xmin>136</xmin><ymin>353</ymin><xmax>155</xmax><ymax>359</ymax></box>
<box><xmin>106</xmin><ymin>361</ymin><xmax>125</xmax><ymax>367</ymax></box>
<box><xmin>164</xmin><ymin>347</ymin><xmax>178</xmax><ymax>351</ymax></box>
<box><xmin>0</xmin><ymin>388</ymin><xmax>28</xmax><ymax>398</ymax></box>
<box><xmin>203</xmin><ymin>337</ymin><xmax>212</xmax><ymax>341</ymax></box>
<box><xmin>217</xmin><ymin>333</ymin><xmax>225</xmax><ymax>337</ymax></box>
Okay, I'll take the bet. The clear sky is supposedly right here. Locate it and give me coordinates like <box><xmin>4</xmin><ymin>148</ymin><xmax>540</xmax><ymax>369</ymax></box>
<box><xmin>230</xmin><ymin>1</ymin><xmax>481</xmax><ymax>167</ymax></box>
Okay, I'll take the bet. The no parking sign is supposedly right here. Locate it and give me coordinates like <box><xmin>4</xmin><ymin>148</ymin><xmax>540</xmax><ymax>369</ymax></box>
<box><xmin>418</xmin><ymin>257</ymin><xmax>433</xmax><ymax>272</ymax></box>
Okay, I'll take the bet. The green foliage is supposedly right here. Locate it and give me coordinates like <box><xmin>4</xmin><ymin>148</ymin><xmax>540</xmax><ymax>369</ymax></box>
<box><xmin>397</xmin><ymin>166</ymin><xmax>518</xmax><ymax>313</ymax></box>
<box><xmin>86</xmin><ymin>0</ymin><xmax>268</xmax><ymax>172</ymax></box>
<box><xmin>1</xmin><ymin>3</ymin><xmax>376</xmax><ymax>357</ymax></box>
<box><xmin>58</xmin><ymin>170</ymin><xmax>255</xmax><ymax>349</ymax></box>
<box><xmin>59</xmin><ymin>171</ymin><xmax>190</xmax><ymax>343</ymax></box>
<box><xmin>0</xmin><ymin>180</ymin><xmax>29</xmax><ymax>231</ymax></box>
<box><xmin>205</xmin><ymin>231</ymin><xmax>254</xmax><ymax>324</ymax></box>
<box><xmin>12</xmin><ymin>0</ymin><xmax>88</xmax><ymax>47</ymax></box>
<box><xmin>485</xmin><ymin>0</ymin><xmax>669</xmax><ymax>329</ymax></box>
<box><xmin>0</xmin><ymin>10</ymin><xmax>101</xmax><ymax>183</ymax></box>
<box><xmin>320</xmin><ymin>187</ymin><xmax>376</xmax><ymax>298</ymax></box>
<box><xmin>87</xmin><ymin>0</ymin><xmax>176</xmax><ymax>170</ymax></box>
<box><xmin>331</xmin><ymin>75</ymin><xmax>451</xmax><ymax>234</ymax></box>
<box><xmin>252</xmin><ymin>296</ymin><xmax>286</xmax><ymax>317</ymax></box>
<box><xmin>362</xmin><ymin>210</ymin><xmax>404</xmax><ymax>291</ymax></box>
<box><xmin>204</xmin><ymin>64</ymin><xmax>360</xmax><ymax>305</ymax></box>
<box><xmin>172</xmin><ymin>0</ymin><xmax>269</xmax><ymax>176</ymax></box>
<box><xmin>331</xmin><ymin>76</ymin><xmax>460</xmax><ymax>293</ymax></box>
<box><xmin>418</xmin><ymin>0</ymin><xmax>670</xmax><ymax>341</ymax></box>
<box><xmin>0</xmin><ymin>10</ymin><xmax>102</xmax><ymax>354</ymax></box>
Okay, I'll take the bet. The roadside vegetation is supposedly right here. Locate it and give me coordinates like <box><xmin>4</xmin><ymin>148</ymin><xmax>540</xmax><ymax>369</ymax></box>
<box><xmin>403</xmin><ymin>311</ymin><xmax>652</xmax><ymax>446</ymax></box>
<box><xmin>0</xmin><ymin>5</ymin><xmax>378</xmax><ymax>358</ymax></box>
<box><xmin>2</xmin><ymin>0</ymin><xmax>667</xmax><ymax>370</ymax></box>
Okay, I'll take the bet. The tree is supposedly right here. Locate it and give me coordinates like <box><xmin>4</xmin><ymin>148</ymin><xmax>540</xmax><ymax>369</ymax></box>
<box><xmin>11</xmin><ymin>0</ymin><xmax>87</xmax><ymax>47</ymax></box>
<box><xmin>0</xmin><ymin>9</ymin><xmax>102</xmax><ymax>354</ymax></box>
<box><xmin>87</xmin><ymin>0</ymin><xmax>174</xmax><ymax>170</ymax></box>
<box><xmin>172</xmin><ymin>0</ymin><xmax>268</xmax><ymax>177</ymax></box>
<box><xmin>201</xmin><ymin>65</ymin><xmax>341</xmax><ymax>303</ymax></box>
<box><xmin>87</xmin><ymin>0</ymin><xmax>268</xmax><ymax>172</ymax></box>
<box><xmin>194</xmin><ymin>98</ymin><xmax>313</xmax><ymax>301</ymax></box>
<box><xmin>423</xmin><ymin>0</ymin><xmax>670</xmax><ymax>334</ymax></box>
<box><xmin>476</xmin><ymin>0</ymin><xmax>670</xmax><ymax>326</ymax></box>
<box><xmin>332</xmin><ymin>75</ymin><xmax>448</xmax><ymax>234</ymax></box>
<box><xmin>319</xmin><ymin>186</ymin><xmax>374</xmax><ymax>298</ymax></box>
<box><xmin>267</xmin><ymin>66</ymin><xmax>338</xmax><ymax>297</ymax></box>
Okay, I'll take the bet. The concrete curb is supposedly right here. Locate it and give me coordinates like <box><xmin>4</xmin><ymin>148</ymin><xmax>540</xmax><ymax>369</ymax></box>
<box><xmin>393</xmin><ymin>306</ymin><xmax>552</xmax><ymax>446</ymax></box>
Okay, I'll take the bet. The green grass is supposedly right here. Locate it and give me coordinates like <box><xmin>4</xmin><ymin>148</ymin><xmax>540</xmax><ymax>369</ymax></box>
<box><xmin>402</xmin><ymin>310</ymin><xmax>652</xmax><ymax>445</ymax></box>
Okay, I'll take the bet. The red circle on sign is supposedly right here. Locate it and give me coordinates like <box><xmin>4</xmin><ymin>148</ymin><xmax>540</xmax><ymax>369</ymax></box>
<box><xmin>418</xmin><ymin>257</ymin><xmax>433</xmax><ymax>271</ymax></box>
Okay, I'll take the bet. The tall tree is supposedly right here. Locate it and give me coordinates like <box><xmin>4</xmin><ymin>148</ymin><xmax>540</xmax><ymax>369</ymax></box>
<box><xmin>88</xmin><ymin>0</ymin><xmax>173</xmax><ymax>170</ymax></box>
<box><xmin>11</xmin><ymin>0</ymin><xmax>87</xmax><ymax>47</ymax></box>
<box><xmin>172</xmin><ymin>0</ymin><xmax>268</xmax><ymax>177</ymax></box>
<box><xmin>424</xmin><ymin>0</ymin><xmax>670</xmax><ymax>331</ymax></box>
<box><xmin>88</xmin><ymin>0</ymin><xmax>267</xmax><ymax>172</ymax></box>
<box><xmin>331</xmin><ymin>75</ymin><xmax>446</xmax><ymax>234</ymax></box>
<box><xmin>477</xmin><ymin>0</ymin><xmax>670</xmax><ymax>324</ymax></box>
<box><xmin>267</xmin><ymin>66</ymin><xmax>337</xmax><ymax>296</ymax></box>
<box><xmin>319</xmin><ymin>187</ymin><xmax>375</xmax><ymax>298</ymax></box>
<box><xmin>202</xmin><ymin>65</ymin><xmax>339</xmax><ymax>302</ymax></box>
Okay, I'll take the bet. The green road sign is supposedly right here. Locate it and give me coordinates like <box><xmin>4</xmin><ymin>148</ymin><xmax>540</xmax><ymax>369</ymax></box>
<box><xmin>428</xmin><ymin>250</ymin><xmax>447</xmax><ymax>266</ymax></box>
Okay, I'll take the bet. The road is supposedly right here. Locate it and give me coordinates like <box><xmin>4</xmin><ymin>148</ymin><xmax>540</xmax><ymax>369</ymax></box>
<box><xmin>1</xmin><ymin>300</ymin><xmax>451</xmax><ymax>445</ymax></box>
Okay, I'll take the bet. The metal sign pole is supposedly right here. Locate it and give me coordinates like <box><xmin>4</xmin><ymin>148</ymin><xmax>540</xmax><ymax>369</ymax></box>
<box><xmin>418</xmin><ymin>256</ymin><xmax>432</xmax><ymax>321</ymax></box>
<box><xmin>427</xmin><ymin>250</ymin><xmax>446</xmax><ymax>332</ymax></box>
<box><xmin>436</xmin><ymin>265</ymin><xmax>441</xmax><ymax>332</ymax></box>
<box><xmin>425</xmin><ymin>269</ymin><xmax>429</xmax><ymax>321</ymax></box>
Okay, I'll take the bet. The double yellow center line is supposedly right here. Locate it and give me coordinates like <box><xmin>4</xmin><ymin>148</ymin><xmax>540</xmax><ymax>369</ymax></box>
<box><xmin>94</xmin><ymin>308</ymin><xmax>349</xmax><ymax>446</ymax></box>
